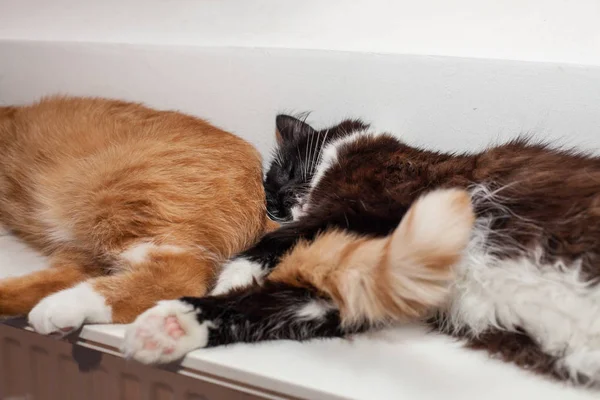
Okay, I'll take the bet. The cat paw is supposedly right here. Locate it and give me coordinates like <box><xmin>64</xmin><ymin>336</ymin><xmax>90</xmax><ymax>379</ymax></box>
<box><xmin>28</xmin><ymin>283</ymin><xmax>111</xmax><ymax>335</ymax></box>
<box><xmin>211</xmin><ymin>257</ymin><xmax>265</xmax><ymax>295</ymax></box>
<box><xmin>122</xmin><ymin>300</ymin><xmax>210</xmax><ymax>364</ymax></box>
<box><xmin>560</xmin><ymin>349</ymin><xmax>600</xmax><ymax>384</ymax></box>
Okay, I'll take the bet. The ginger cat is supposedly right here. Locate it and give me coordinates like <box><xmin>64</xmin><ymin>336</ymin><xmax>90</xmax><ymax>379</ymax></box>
<box><xmin>0</xmin><ymin>96</ymin><xmax>274</xmax><ymax>334</ymax></box>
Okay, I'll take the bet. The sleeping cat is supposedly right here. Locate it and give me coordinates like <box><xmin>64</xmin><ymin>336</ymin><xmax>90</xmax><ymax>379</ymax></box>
<box><xmin>122</xmin><ymin>120</ymin><xmax>473</xmax><ymax>351</ymax></box>
<box><xmin>0</xmin><ymin>96</ymin><xmax>275</xmax><ymax>333</ymax></box>
<box><xmin>125</xmin><ymin>115</ymin><xmax>600</xmax><ymax>385</ymax></box>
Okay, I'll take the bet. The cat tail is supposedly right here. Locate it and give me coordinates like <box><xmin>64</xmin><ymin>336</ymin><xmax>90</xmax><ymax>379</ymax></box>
<box><xmin>269</xmin><ymin>188</ymin><xmax>475</xmax><ymax>328</ymax></box>
<box><xmin>348</xmin><ymin>187</ymin><xmax>475</xmax><ymax>326</ymax></box>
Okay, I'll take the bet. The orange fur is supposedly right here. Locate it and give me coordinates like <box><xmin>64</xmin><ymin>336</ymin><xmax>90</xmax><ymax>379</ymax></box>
<box><xmin>0</xmin><ymin>96</ymin><xmax>270</xmax><ymax>321</ymax></box>
<box><xmin>268</xmin><ymin>189</ymin><xmax>475</xmax><ymax>326</ymax></box>
<box><xmin>93</xmin><ymin>249</ymin><xmax>215</xmax><ymax>323</ymax></box>
<box><xmin>264</xmin><ymin>218</ymin><xmax>281</xmax><ymax>233</ymax></box>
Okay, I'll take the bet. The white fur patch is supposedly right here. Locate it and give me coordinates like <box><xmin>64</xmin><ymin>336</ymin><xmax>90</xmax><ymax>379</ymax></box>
<box><xmin>560</xmin><ymin>349</ymin><xmax>600</xmax><ymax>382</ymax></box>
<box><xmin>310</xmin><ymin>130</ymin><xmax>381</xmax><ymax>194</ymax></box>
<box><xmin>296</xmin><ymin>300</ymin><xmax>332</xmax><ymax>320</ymax></box>
<box><xmin>286</xmin><ymin>128</ymin><xmax>380</xmax><ymax>222</ymax></box>
<box><xmin>447</xmin><ymin>187</ymin><xmax>600</xmax><ymax>383</ymax></box>
<box><xmin>120</xmin><ymin>242</ymin><xmax>185</xmax><ymax>265</ymax></box>
<box><xmin>45</xmin><ymin>225</ymin><xmax>75</xmax><ymax>245</ymax></box>
<box><xmin>35</xmin><ymin>201</ymin><xmax>75</xmax><ymax>244</ymax></box>
<box><xmin>290</xmin><ymin>204</ymin><xmax>306</xmax><ymax>221</ymax></box>
<box><xmin>211</xmin><ymin>257</ymin><xmax>265</xmax><ymax>295</ymax></box>
<box><xmin>38</xmin><ymin>213</ymin><xmax>75</xmax><ymax>244</ymax></box>
<box><xmin>28</xmin><ymin>282</ymin><xmax>112</xmax><ymax>335</ymax></box>
<box><xmin>286</xmin><ymin>129</ymin><xmax>380</xmax><ymax>222</ymax></box>
<box><xmin>310</xmin><ymin>139</ymin><xmax>339</xmax><ymax>191</ymax></box>
<box><xmin>122</xmin><ymin>299</ymin><xmax>210</xmax><ymax>364</ymax></box>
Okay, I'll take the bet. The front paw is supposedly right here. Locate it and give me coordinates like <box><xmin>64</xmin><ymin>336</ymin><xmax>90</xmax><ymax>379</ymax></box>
<box><xmin>28</xmin><ymin>282</ymin><xmax>111</xmax><ymax>335</ymax></box>
<box><xmin>122</xmin><ymin>300</ymin><xmax>211</xmax><ymax>364</ymax></box>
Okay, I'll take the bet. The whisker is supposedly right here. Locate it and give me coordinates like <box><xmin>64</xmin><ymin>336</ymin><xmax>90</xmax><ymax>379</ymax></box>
<box><xmin>311</xmin><ymin>129</ymin><xmax>322</xmax><ymax>175</ymax></box>
<box><xmin>306</xmin><ymin>130</ymin><xmax>314</xmax><ymax>180</ymax></box>
<box><xmin>309</xmin><ymin>131</ymin><xmax>316</xmax><ymax>174</ymax></box>
<box><xmin>297</xmin><ymin>148</ymin><xmax>305</xmax><ymax>181</ymax></box>
<box><xmin>314</xmin><ymin>128</ymin><xmax>330</xmax><ymax>174</ymax></box>
<box><xmin>270</xmin><ymin>149</ymin><xmax>283</xmax><ymax>167</ymax></box>
<box><xmin>266</xmin><ymin>209</ymin><xmax>287</xmax><ymax>223</ymax></box>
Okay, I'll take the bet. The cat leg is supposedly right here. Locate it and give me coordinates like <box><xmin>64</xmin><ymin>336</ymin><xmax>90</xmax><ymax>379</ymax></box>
<box><xmin>210</xmin><ymin>220</ymin><xmax>322</xmax><ymax>295</ymax></box>
<box><xmin>211</xmin><ymin>210</ymin><xmax>403</xmax><ymax>296</ymax></box>
<box><xmin>123</xmin><ymin>282</ymin><xmax>349</xmax><ymax>364</ymax></box>
<box><xmin>0</xmin><ymin>250</ymin><xmax>93</xmax><ymax>316</ymax></box>
<box><xmin>124</xmin><ymin>188</ymin><xmax>474</xmax><ymax>364</ymax></box>
<box><xmin>28</xmin><ymin>249</ymin><xmax>214</xmax><ymax>335</ymax></box>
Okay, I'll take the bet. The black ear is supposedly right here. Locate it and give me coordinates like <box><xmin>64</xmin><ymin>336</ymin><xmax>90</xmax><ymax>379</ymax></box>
<box><xmin>275</xmin><ymin>114</ymin><xmax>317</xmax><ymax>144</ymax></box>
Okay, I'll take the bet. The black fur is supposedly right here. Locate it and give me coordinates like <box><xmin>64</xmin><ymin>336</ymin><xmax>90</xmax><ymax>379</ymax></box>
<box><xmin>265</xmin><ymin>115</ymin><xmax>369</xmax><ymax>221</ymax></box>
<box><xmin>241</xmin><ymin>209</ymin><xmax>403</xmax><ymax>272</ymax></box>
<box><xmin>175</xmin><ymin>116</ymin><xmax>379</xmax><ymax>346</ymax></box>
<box><xmin>168</xmin><ymin>115</ymin><xmax>600</xmax><ymax>384</ymax></box>
<box><xmin>180</xmin><ymin>282</ymin><xmax>367</xmax><ymax>347</ymax></box>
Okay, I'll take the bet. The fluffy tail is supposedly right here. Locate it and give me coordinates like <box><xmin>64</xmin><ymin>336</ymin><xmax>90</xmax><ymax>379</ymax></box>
<box><xmin>268</xmin><ymin>188</ymin><xmax>475</xmax><ymax>327</ymax></box>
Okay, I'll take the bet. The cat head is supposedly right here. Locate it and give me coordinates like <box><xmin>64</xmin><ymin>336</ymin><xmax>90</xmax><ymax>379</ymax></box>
<box><xmin>264</xmin><ymin>114</ymin><xmax>369</xmax><ymax>222</ymax></box>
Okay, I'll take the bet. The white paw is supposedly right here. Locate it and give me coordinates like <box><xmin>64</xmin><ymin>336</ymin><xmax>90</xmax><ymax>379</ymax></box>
<box><xmin>560</xmin><ymin>349</ymin><xmax>600</xmax><ymax>384</ymax></box>
<box><xmin>122</xmin><ymin>300</ymin><xmax>211</xmax><ymax>364</ymax></box>
<box><xmin>211</xmin><ymin>257</ymin><xmax>265</xmax><ymax>295</ymax></box>
<box><xmin>28</xmin><ymin>282</ymin><xmax>112</xmax><ymax>335</ymax></box>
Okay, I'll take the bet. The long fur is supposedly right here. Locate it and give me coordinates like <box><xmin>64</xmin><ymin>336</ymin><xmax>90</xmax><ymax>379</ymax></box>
<box><xmin>269</xmin><ymin>188</ymin><xmax>474</xmax><ymax>327</ymax></box>
<box><xmin>122</xmin><ymin>188</ymin><xmax>475</xmax><ymax>364</ymax></box>
<box><xmin>124</xmin><ymin>112</ymin><xmax>600</xmax><ymax>390</ymax></box>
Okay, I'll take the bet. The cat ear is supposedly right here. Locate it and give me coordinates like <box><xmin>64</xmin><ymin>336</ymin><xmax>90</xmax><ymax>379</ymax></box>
<box><xmin>275</xmin><ymin>115</ymin><xmax>317</xmax><ymax>144</ymax></box>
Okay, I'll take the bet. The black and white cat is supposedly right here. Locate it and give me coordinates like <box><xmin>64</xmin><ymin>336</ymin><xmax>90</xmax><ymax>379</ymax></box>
<box><xmin>124</xmin><ymin>115</ymin><xmax>600</xmax><ymax>385</ymax></box>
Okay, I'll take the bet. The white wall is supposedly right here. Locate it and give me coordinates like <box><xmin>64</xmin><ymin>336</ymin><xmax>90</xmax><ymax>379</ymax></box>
<box><xmin>1</xmin><ymin>0</ymin><xmax>599</xmax><ymax>66</ymax></box>
<box><xmin>0</xmin><ymin>6</ymin><xmax>599</xmax><ymax>399</ymax></box>
<box><xmin>0</xmin><ymin>1</ymin><xmax>599</xmax><ymax>161</ymax></box>
<box><xmin>1</xmin><ymin>41</ymin><xmax>599</xmax><ymax>159</ymax></box>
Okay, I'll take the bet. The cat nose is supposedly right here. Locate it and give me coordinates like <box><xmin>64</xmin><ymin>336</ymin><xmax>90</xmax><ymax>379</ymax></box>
<box><xmin>275</xmin><ymin>190</ymin><xmax>291</xmax><ymax>206</ymax></box>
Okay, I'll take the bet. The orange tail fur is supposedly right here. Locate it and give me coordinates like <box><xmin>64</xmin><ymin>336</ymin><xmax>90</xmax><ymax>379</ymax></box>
<box><xmin>269</xmin><ymin>188</ymin><xmax>475</xmax><ymax>327</ymax></box>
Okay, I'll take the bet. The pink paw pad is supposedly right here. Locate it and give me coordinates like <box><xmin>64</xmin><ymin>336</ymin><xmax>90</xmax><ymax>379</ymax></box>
<box><xmin>135</xmin><ymin>327</ymin><xmax>150</xmax><ymax>339</ymax></box>
<box><xmin>144</xmin><ymin>340</ymin><xmax>159</xmax><ymax>350</ymax></box>
<box><xmin>165</xmin><ymin>316</ymin><xmax>184</xmax><ymax>339</ymax></box>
